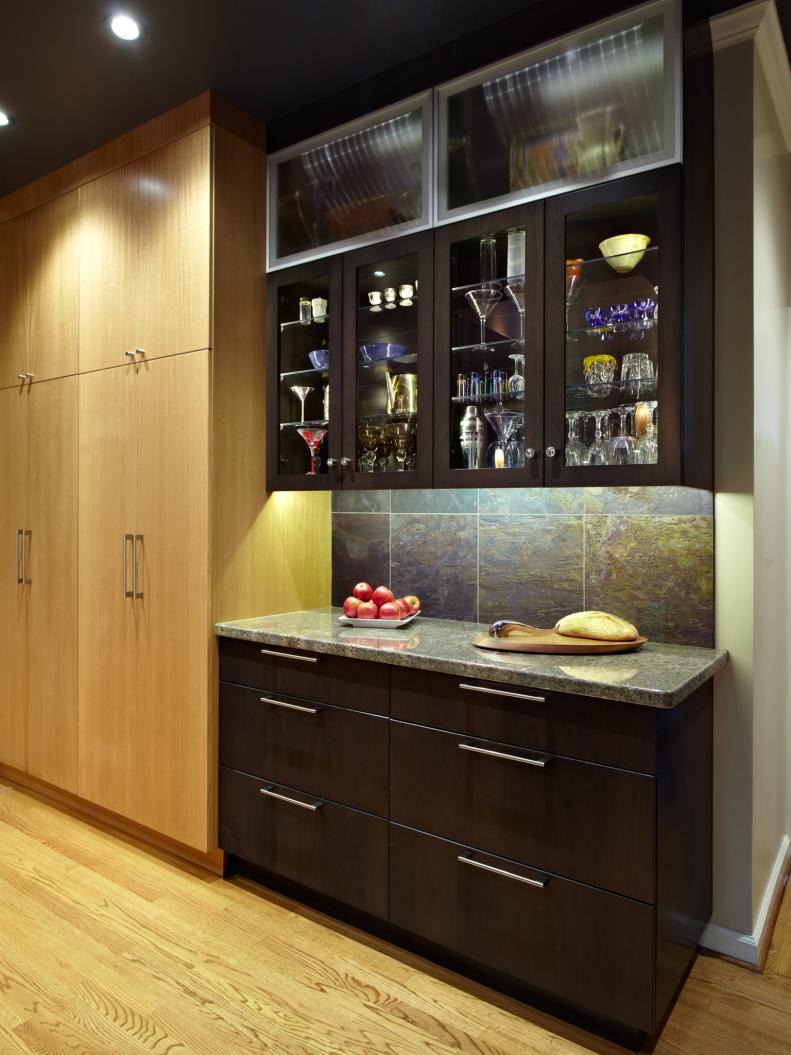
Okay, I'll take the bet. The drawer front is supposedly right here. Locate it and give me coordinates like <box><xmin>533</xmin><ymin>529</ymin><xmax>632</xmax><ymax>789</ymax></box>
<box><xmin>219</xmin><ymin>767</ymin><xmax>388</xmax><ymax>918</ymax></box>
<box><xmin>391</xmin><ymin>721</ymin><xmax>655</xmax><ymax>902</ymax></box>
<box><xmin>219</xmin><ymin>637</ymin><xmax>389</xmax><ymax>716</ymax></box>
<box><xmin>390</xmin><ymin>824</ymin><xmax>654</xmax><ymax>1033</ymax></box>
<box><xmin>220</xmin><ymin>683</ymin><xmax>388</xmax><ymax>815</ymax></box>
<box><xmin>390</xmin><ymin>667</ymin><xmax>656</xmax><ymax>773</ymax></box>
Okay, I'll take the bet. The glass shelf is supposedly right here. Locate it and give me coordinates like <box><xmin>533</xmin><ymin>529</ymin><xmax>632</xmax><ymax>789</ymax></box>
<box><xmin>450</xmin><ymin>338</ymin><xmax>520</xmax><ymax>354</ymax></box>
<box><xmin>358</xmin><ymin>297</ymin><xmax>418</xmax><ymax>313</ymax></box>
<box><xmin>280</xmin><ymin>316</ymin><xmax>330</xmax><ymax>332</ymax></box>
<box><xmin>451</xmin><ymin>274</ymin><xmax>526</xmax><ymax>296</ymax></box>
<box><xmin>570</xmin><ymin>244</ymin><xmax>658</xmax><ymax>271</ymax></box>
<box><xmin>279</xmin><ymin>418</ymin><xmax>329</xmax><ymax>430</ymax></box>
<box><xmin>279</xmin><ymin>365</ymin><xmax>330</xmax><ymax>381</ymax></box>
<box><xmin>451</xmin><ymin>394</ymin><xmax>523</xmax><ymax>406</ymax></box>
<box><xmin>359</xmin><ymin>352</ymin><xmax>418</xmax><ymax>368</ymax></box>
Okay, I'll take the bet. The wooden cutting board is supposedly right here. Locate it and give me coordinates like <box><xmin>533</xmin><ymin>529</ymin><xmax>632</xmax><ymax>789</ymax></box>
<box><xmin>473</xmin><ymin>623</ymin><xmax>647</xmax><ymax>655</ymax></box>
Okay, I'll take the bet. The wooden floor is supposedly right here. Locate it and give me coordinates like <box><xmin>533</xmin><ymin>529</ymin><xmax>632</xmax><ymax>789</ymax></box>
<box><xmin>0</xmin><ymin>780</ymin><xmax>789</xmax><ymax>1055</ymax></box>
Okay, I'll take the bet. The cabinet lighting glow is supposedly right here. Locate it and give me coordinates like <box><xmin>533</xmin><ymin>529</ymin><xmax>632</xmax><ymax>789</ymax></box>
<box><xmin>111</xmin><ymin>14</ymin><xmax>141</xmax><ymax>40</ymax></box>
<box><xmin>373</xmin><ymin>270</ymin><xmax>385</xmax><ymax>277</ymax></box>
<box><xmin>0</xmin><ymin>111</ymin><xmax>11</xmax><ymax>127</ymax></box>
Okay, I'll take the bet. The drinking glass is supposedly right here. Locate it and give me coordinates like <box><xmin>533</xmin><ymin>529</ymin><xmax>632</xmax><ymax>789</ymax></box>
<box><xmin>564</xmin><ymin>411</ymin><xmax>588</xmax><ymax>467</ymax></box>
<box><xmin>389</xmin><ymin>420</ymin><xmax>416</xmax><ymax>471</ymax></box>
<box><xmin>583</xmin><ymin>306</ymin><xmax>612</xmax><ymax>342</ymax></box>
<box><xmin>358</xmin><ymin>424</ymin><xmax>381</xmax><ymax>472</ymax></box>
<box><xmin>565</xmin><ymin>258</ymin><xmax>585</xmax><ymax>340</ymax></box>
<box><xmin>484</xmin><ymin>405</ymin><xmax>523</xmax><ymax>470</ymax></box>
<box><xmin>628</xmin><ymin>297</ymin><xmax>657</xmax><ymax>338</ymax></box>
<box><xmin>507</xmin><ymin>353</ymin><xmax>525</xmax><ymax>398</ymax></box>
<box><xmin>608</xmin><ymin>304</ymin><xmax>631</xmax><ymax>334</ymax></box>
<box><xmin>290</xmin><ymin>385</ymin><xmax>314</xmax><ymax>423</ymax></box>
<box><xmin>607</xmin><ymin>405</ymin><xmax>637</xmax><ymax>465</ymax></box>
<box><xmin>583</xmin><ymin>355</ymin><xmax>617</xmax><ymax>397</ymax></box>
<box><xmin>376</xmin><ymin>428</ymin><xmax>394</xmax><ymax>472</ymax></box>
<box><xmin>634</xmin><ymin>401</ymin><xmax>659</xmax><ymax>464</ymax></box>
<box><xmin>621</xmin><ymin>352</ymin><xmax>656</xmax><ymax>400</ymax></box>
<box><xmin>585</xmin><ymin>410</ymin><xmax>611</xmax><ymax>465</ymax></box>
<box><xmin>297</xmin><ymin>427</ymin><xmax>327</xmax><ymax>476</ymax></box>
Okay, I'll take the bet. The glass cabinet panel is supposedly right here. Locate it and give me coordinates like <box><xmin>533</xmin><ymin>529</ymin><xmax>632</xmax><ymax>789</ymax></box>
<box><xmin>269</xmin><ymin>94</ymin><xmax>432</xmax><ymax>271</ymax></box>
<box><xmin>437</xmin><ymin>0</ymin><xmax>680</xmax><ymax>223</ymax></box>
<box><xmin>435</xmin><ymin>207</ymin><xmax>543</xmax><ymax>487</ymax></box>
<box><xmin>269</xmin><ymin>263</ymin><xmax>341</xmax><ymax>487</ymax></box>
<box><xmin>342</xmin><ymin>233</ymin><xmax>433</xmax><ymax>488</ymax></box>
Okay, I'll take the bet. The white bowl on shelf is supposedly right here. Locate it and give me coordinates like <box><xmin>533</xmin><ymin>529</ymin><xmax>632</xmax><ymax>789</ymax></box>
<box><xmin>598</xmin><ymin>233</ymin><xmax>651</xmax><ymax>273</ymax></box>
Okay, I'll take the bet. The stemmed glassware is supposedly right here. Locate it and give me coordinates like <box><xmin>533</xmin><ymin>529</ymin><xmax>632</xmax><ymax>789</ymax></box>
<box><xmin>564</xmin><ymin>411</ymin><xmax>588</xmax><ymax>467</ymax></box>
<box><xmin>585</xmin><ymin>410</ymin><xmax>611</xmax><ymax>466</ymax></box>
<box><xmin>390</xmin><ymin>420</ymin><xmax>416</xmax><ymax>471</ymax></box>
<box><xmin>607</xmin><ymin>405</ymin><xmax>637</xmax><ymax>465</ymax></box>
<box><xmin>465</xmin><ymin>236</ymin><xmax>502</xmax><ymax>350</ymax></box>
<box><xmin>358</xmin><ymin>424</ymin><xmax>380</xmax><ymax>472</ymax></box>
<box><xmin>290</xmin><ymin>385</ymin><xmax>314</xmax><ymax>423</ymax></box>
<box><xmin>484</xmin><ymin>405</ymin><xmax>523</xmax><ymax>468</ymax></box>
<box><xmin>565</xmin><ymin>258</ymin><xmax>585</xmax><ymax>338</ymax></box>
<box><xmin>297</xmin><ymin>427</ymin><xmax>327</xmax><ymax>476</ymax></box>
<box><xmin>634</xmin><ymin>401</ymin><xmax>659</xmax><ymax>464</ymax></box>
<box><xmin>507</xmin><ymin>353</ymin><xmax>525</xmax><ymax>398</ymax></box>
<box><xmin>505</xmin><ymin>280</ymin><xmax>525</xmax><ymax>344</ymax></box>
<box><xmin>376</xmin><ymin>428</ymin><xmax>393</xmax><ymax>472</ymax></box>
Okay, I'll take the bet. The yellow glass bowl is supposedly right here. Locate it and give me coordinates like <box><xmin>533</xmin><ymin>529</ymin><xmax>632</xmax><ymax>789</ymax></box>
<box><xmin>598</xmin><ymin>233</ymin><xmax>651</xmax><ymax>273</ymax></box>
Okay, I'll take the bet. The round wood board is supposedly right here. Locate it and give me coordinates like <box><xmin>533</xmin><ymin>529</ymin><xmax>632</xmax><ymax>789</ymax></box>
<box><xmin>473</xmin><ymin>631</ymin><xmax>648</xmax><ymax>655</ymax></box>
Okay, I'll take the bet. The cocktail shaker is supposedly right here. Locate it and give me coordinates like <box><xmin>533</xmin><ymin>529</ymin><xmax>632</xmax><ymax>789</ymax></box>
<box><xmin>460</xmin><ymin>405</ymin><xmax>486</xmax><ymax>470</ymax></box>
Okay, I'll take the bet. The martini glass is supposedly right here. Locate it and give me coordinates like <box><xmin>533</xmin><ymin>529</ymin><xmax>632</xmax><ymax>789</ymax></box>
<box><xmin>484</xmin><ymin>405</ymin><xmax>523</xmax><ymax>468</ymax></box>
<box><xmin>504</xmin><ymin>279</ymin><xmax>525</xmax><ymax>344</ymax></box>
<box><xmin>297</xmin><ymin>427</ymin><xmax>327</xmax><ymax>476</ymax></box>
<box><xmin>465</xmin><ymin>288</ymin><xmax>502</xmax><ymax>349</ymax></box>
<box><xmin>290</xmin><ymin>385</ymin><xmax>314</xmax><ymax>423</ymax></box>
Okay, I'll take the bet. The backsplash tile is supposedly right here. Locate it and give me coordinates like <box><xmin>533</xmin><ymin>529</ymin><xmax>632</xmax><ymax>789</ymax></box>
<box><xmin>331</xmin><ymin>487</ymin><xmax>714</xmax><ymax>644</ymax></box>
<box><xmin>479</xmin><ymin>514</ymin><xmax>584</xmax><ymax>627</ymax></box>
<box><xmin>391</xmin><ymin>514</ymin><xmax>478</xmax><ymax>621</ymax></box>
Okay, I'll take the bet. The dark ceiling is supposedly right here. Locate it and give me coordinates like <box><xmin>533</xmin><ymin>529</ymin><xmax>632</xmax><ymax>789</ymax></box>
<box><xmin>1</xmin><ymin>0</ymin><xmax>790</xmax><ymax>199</ymax></box>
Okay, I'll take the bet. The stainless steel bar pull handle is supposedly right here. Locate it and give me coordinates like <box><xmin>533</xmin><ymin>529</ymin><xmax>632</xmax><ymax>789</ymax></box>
<box><xmin>123</xmin><ymin>534</ymin><xmax>134</xmax><ymax>597</ymax></box>
<box><xmin>133</xmin><ymin>534</ymin><xmax>143</xmax><ymax>598</ymax></box>
<box><xmin>263</xmin><ymin>697</ymin><xmax>321</xmax><ymax>715</ymax></box>
<box><xmin>458</xmin><ymin>852</ymin><xmax>547</xmax><ymax>889</ymax></box>
<box><xmin>259</xmin><ymin>647</ymin><xmax>318</xmax><ymax>664</ymax></box>
<box><xmin>458</xmin><ymin>741</ymin><xmax>550</xmax><ymax>768</ymax></box>
<box><xmin>22</xmin><ymin>529</ymin><xmax>31</xmax><ymax>585</ymax></box>
<box><xmin>458</xmin><ymin>682</ymin><xmax>546</xmax><ymax>704</ymax></box>
<box><xmin>259</xmin><ymin>786</ymin><xmax>322</xmax><ymax>811</ymax></box>
<box><xmin>15</xmin><ymin>530</ymin><xmax>23</xmax><ymax>585</ymax></box>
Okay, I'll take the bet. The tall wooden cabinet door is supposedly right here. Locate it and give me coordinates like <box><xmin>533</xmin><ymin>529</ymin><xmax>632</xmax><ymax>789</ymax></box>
<box><xmin>27</xmin><ymin>377</ymin><xmax>78</xmax><ymax>791</ymax></box>
<box><xmin>0</xmin><ymin>217</ymin><xmax>28</xmax><ymax>389</ymax></box>
<box><xmin>137</xmin><ymin>130</ymin><xmax>211</xmax><ymax>362</ymax></box>
<box><xmin>79</xmin><ymin>165</ymin><xmax>139</xmax><ymax>373</ymax></box>
<box><xmin>77</xmin><ymin>365</ymin><xmax>139</xmax><ymax>816</ymax></box>
<box><xmin>0</xmin><ymin>386</ymin><xmax>29</xmax><ymax>769</ymax></box>
<box><xmin>136</xmin><ymin>351</ymin><xmax>210</xmax><ymax>849</ymax></box>
<box><xmin>27</xmin><ymin>192</ymin><xmax>80</xmax><ymax>382</ymax></box>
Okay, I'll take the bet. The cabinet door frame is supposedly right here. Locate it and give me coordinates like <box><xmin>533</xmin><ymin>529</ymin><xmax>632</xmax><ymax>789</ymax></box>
<box><xmin>341</xmin><ymin>229</ymin><xmax>434</xmax><ymax>490</ymax></box>
<box><xmin>433</xmin><ymin>202</ymin><xmax>544</xmax><ymax>489</ymax></box>
<box><xmin>544</xmin><ymin>166</ymin><xmax>682</xmax><ymax>486</ymax></box>
<box><xmin>266</xmin><ymin>255</ymin><xmax>343</xmax><ymax>491</ymax></box>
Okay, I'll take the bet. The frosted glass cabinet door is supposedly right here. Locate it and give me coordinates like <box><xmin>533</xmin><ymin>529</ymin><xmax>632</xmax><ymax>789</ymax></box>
<box><xmin>269</xmin><ymin>93</ymin><xmax>432</xmax><ymax>270</ymax></box>
<box><xmin>436</xmin><ymin>0</ymin><xmax>681</xmax><ymax>223</ymax></box>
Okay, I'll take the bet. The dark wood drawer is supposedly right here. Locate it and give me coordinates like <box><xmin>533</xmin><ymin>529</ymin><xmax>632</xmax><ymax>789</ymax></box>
<box><xmin>390</xmin><ymin>667</ymin><xmax>656</xmax><ymax>773</ymax></box>
<box><xmin>391</xmin><ymin>721</ymin><xmax>655</xmax><ymax>902</ymax></box>
<box><xmin>219</xmin><ymin>637</ymin><xmax>389</xmax><ymax>716</ymax></box>
<box><xmin>220</xmin><ymin>683</ymin><xmax>388</xmax><ymax>815</ymax></box>
<box><xmin>219</xmin><ymin>767</ymin><xmax>388</xmax><ymax>918</ymax></box>
<box><xmin>389</xmin><ymin>824</ymin><xmax>654</xmax><ymax>1033</ymax></box>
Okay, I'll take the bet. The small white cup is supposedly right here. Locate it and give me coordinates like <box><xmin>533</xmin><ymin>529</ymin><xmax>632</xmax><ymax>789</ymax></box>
<box><xmin>368</xmin><ymin>291</ymin><xmax>382</xmax><ymax>305</ymax></box>
<box><xmin>311</xmin><ymin>296</ymin><xmax>328</xmax><ymax>321</ymax></box>
<box><xmin>384</xmin><ymin>287</ymin><xmax>397</xmax><ymax>309</ymax></box>
<box><xmin>398</xmin><ymin>283</ymin><xmax>414</xmax><ymax>306</ymax></box>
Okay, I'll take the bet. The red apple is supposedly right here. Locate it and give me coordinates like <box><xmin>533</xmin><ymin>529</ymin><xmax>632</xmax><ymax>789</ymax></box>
<box><xmin>357</xmin><ymin>600</ymin><xmax>379</xmax><ymax>619</ymax></box>
<box><xmin>379</xmin><ymin>601</ymin><xmax>401</xmax><ymax>619</ymax></box>
<box><xmin>353</xmin><ymin>581</ymin><xmax>373</xmax><ymax>602</ymax></box>
<box><xmin>372</xmin><ymin>585</ymin><xmax>395</xmax><ymax>607</ymax></box>
<box><xmin>343</xmin><ymin>596</ymin><xmax>362</xmax><ymax>618</ymax></box>
<box><xmin>395</xmin><ymin>598</ymin><xmax>411</xmax><ymax>617</ymax></box>
<box><xmin>402</xmin><ymin>594</ymin><xmax>421</xmax><ymax>615</ymax></box>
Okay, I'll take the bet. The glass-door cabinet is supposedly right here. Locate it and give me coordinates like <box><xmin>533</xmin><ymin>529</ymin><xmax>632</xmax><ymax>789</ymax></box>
<box><xmin>544</xmin><ymin>167</ymin><xmax>681</xmax><ymax>485</ymax></box>
<box><xmin>341</xmin><ymin>232</ymin><xmax>434</xmax><ymax>489</ymax></box>
<box><xmin>434</xmin><ymin>205</ymin><xmax>544</xmax><ymax>487</ymax></box>
<box><xmin>266</xmin><ymin>257</ymin><xmax>343</xmax><ymax>488</ymax></box>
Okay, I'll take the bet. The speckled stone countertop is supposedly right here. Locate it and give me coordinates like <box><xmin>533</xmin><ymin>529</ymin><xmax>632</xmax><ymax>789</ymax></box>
<box><xmin>215</xmin><ymin>608</ymin><xmax>728</xmax><ymax>709</ymax></box>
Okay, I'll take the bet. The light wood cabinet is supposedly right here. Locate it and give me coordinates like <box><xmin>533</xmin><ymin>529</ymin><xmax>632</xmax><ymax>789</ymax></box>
<box><xmin>79</xmin><ymin>128</ymin><xmax>211</xmax><ymax>373</ymax></box>
<box><xmin>0</xmin><ymin>218</ymin><xmax>27</xmax><ymax>388</ymax></box>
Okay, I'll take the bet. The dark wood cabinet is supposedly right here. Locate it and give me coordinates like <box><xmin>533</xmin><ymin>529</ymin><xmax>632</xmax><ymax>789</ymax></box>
<box><xmin>218</xmin><ymin>636</ymin><xmax>714</xmax><ymax>1046</ymax></box>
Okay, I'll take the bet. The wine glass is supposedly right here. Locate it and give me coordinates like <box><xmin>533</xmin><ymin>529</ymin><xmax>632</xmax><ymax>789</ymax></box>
<box><xmin>564</xmin><ymin>411</ymin><xmax>587</xmax><ymax>467</ymax></box>
<box><xmin>505</xmin><ymin>280</ymin><xmax>525</xmax><ymax>344</ymax></box>
<box><xmin>357</xmin><ymin>424</ymin><xmax>380</xmax><ymax>472</ymax></box>
<box><xmin>389</xmin><ymin>420</ymin><xmax>416</xmax><ymax>471</ymax></box>
<box><xmin>585</xmin><ymin>410</ymin><xmax>611</xmax><ymax>466</ymax></box>
<box><xmin>297</xmin><ymin>427</ymin><xmax>327</xmax><ymax>476</ymax></box>
<box><xmin>290</xmin><ymin>385</ymin><xmax>314</xmax><ymax>423</ymax></box>
<box><xmin>634</xmin><ymin>401</ymin><xmax>659</xmax><ymax>464</ymax></box>
<box><xmin>607</xmin><ymin>405</ymin><xmax>637</xmax><ymax>465</ymax></box>
<box><xmin>375</xmin><ymin>428</ymin><xmax>393</xmax><ymax>472</ymax></box>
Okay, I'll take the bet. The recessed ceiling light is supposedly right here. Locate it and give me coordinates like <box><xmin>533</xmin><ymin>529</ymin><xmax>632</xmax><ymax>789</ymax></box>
<box><xmin>0</xmin><ymin>111</ymin><xmax>10</xmax><ymax>127</ymax></box>
<box><xmin>111</xmin><ymin>14</ymin><xmax>141</xmax><ymax>40</ymax></box>
<box><xmin>373</xmin><ymin>270</ymin><xmax>385</xmax><ymax>277</ymax></box>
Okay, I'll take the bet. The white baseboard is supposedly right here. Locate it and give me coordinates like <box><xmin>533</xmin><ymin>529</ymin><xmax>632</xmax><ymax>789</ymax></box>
<box><xmin>701</xmin><ymin>833</ymin><xmax>790</xmax><ymax>965</ymax></box>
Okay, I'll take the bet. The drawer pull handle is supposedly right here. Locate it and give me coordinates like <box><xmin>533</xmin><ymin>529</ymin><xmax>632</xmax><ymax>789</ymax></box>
<box><xmin>458</xmin><ymin>682</ymin><xmax>546</xmax><ymax>704</ymax></box>
<box><xmin>458</xmin><ymin>742</ymin><xmax>549</xmax><ymax>768</ymax></box>
<box><xmin>259</xmin><ymin>647</ymin><xmax>318</xmax><ymax>664</ymax></box>
<box><xmin>263</xmin><ymin>697</ymin><xmax>321</xmax><ymax>716</ymax></box>
<box><xmin>259</xmin><ymin>786</ymin><xmax>323</xmax><ymax>811</ymax></box>
<box><xmin>458</xmin><ymin>853</ymin><xmax>547</xmax><ymax>889</ymax></box>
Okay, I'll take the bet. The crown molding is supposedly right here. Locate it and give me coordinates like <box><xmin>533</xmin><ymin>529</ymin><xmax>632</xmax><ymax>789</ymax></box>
<box><xmin>711</xmin><ymin>0</ymin><xmax>791</xmax><ymax>150</ymax></box>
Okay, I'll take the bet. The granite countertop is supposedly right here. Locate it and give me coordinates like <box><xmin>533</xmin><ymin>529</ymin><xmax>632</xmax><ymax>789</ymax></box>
<box><xmin>215</xmin><ymin>608</ymin><xmax>728</xmax><ymax>709</ymax></box>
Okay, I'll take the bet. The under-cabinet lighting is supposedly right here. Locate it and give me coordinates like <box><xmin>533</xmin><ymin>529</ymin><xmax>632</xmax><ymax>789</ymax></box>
<box><xmin>373</xmin><ymin>270</ymin><xmax>385</xmax><ymax>277</ymax></box>
<box><xmin>110</xmin><ymin>14</ymin><xmax>141</xmax><ymax>40</ymax></box>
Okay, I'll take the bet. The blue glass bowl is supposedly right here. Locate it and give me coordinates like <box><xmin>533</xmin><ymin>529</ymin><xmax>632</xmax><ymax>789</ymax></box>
<box><xmin>308</xmin><ymin>349</ymin><xmax>329</xmax><ymax>369</ymax></box>
<box><xmin>358</xmin><ymin>343</ymin><xmax>407</xmax><ymax>363</ymax></box>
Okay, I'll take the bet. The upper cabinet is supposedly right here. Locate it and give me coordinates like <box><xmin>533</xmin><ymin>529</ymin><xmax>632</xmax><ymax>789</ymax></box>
<box><xmin>268</xmin><ymin>94</ymin><xmax>433</xmax><ymax>271</ymax></box>
<box><xmin>79</xmin><ymin>127</ymin><xmax>211</xmax><ymax>372</ymax></box>
<box><xmin>436</xmin><ymin>0</ymin><xmax>681</xmax><ymax>224</ymax></box>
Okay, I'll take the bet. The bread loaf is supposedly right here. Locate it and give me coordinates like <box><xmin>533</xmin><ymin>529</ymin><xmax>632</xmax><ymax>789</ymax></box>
<box><xmin>555</xmin><ymin>610</ymin><xmax>639</xmax><ymax>642</ymax></box>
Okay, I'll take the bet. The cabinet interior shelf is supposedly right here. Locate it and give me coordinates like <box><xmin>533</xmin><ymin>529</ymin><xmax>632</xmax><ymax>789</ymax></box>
<box><xmin>358</xmin><ymin>298</ymin><xmax>418</xmax><ymax>313</ymax></box>
<box><xmin>359</xmin><ymin>353</ymin><xmax>418</xmax><ymax>367</ymax></box>
<box><xmin>451</xmin><ymin>394</ymin><xmax>524</xmax><ymax>406</ymax></box>
<box><xmin>451</xmin><ymin>274</ymin><xmax>526</xmax><ymax>295</ymax></box>
<box><xmin>280</xmin><ymin>365</ymin><xmax>330</xmax><ymax>381</ymax></box>
<box><xmin>280</xmin><ymin>317</ymin><xmax>330</xmax><ymax>332</ymax></box>
<box><xmin>279</xmin><ymin>419</ymin><xmax>329</xmax><ymax>430</ymax></box>
<box><xmin>451</xmin><ymin>338</ymin><xmax>521</xmax><ymax>354</ymax></box>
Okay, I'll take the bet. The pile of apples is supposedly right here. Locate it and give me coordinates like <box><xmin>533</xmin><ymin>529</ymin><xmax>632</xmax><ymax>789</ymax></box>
<box><xmin>342</xmin><ymin>582</ymin><xmax>420</xmax><ymax>620</ymax></box>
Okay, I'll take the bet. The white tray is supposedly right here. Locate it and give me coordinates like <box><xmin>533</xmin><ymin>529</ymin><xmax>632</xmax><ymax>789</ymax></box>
<box><xmin>338</xmin><ymin>611</ymin><xmax>420</xmax><ymax>629</ymax></box>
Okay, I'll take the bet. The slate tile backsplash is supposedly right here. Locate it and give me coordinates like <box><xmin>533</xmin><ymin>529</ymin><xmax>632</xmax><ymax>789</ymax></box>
<box><xmin>331</xmin><ymin>487</ymin><xmax>715</xmax><ymax>646</ymax></box>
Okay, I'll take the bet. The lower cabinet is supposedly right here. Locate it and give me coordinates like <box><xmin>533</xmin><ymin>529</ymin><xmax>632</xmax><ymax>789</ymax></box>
<box><xmin>218</xmin><ymin>638</ymin><xmax>713</xmax><ymax>1043</ymax></box>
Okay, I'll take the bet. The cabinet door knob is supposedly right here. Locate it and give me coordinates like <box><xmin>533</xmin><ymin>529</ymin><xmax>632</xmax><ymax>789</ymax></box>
<box><xmin>340</xmin><ymin>457</ymin><xmax>352</xmax><ymax>467</ymax></box>
<box><xmin>124</xmin><ymin>350</ymin><xmax>136</xmax><ymax>359</ymax></box>
<box><xmin>326</xmin><ymin>458</ymin><xmax>337</xmax><ymax>467</ymax></box>
<box><xmin>525</xmin><ymin>447</ymin><xmax>536</xmax><ymax>459</ymax></box>
<box><xmin>545</xmin><ymin>446</ymin><xmax>558</xmax><ymax>458</ymax></box>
